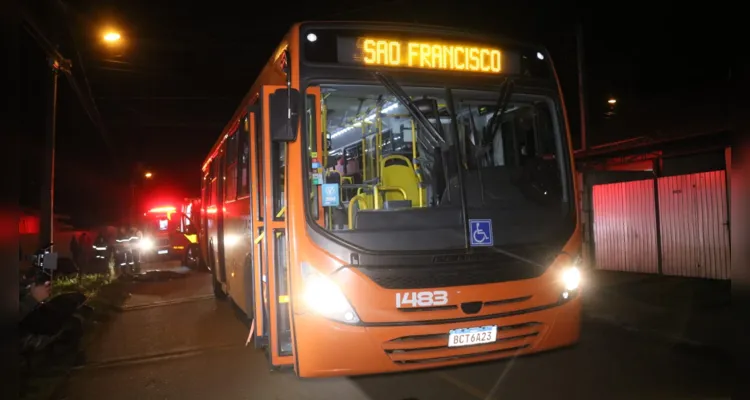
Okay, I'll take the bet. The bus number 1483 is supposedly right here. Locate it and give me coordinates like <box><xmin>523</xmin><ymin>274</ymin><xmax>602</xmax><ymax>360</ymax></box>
<box><xmin>395</xmin><ymin>290</ymin><xmax>449</xmax><ymax>308</ymax></box>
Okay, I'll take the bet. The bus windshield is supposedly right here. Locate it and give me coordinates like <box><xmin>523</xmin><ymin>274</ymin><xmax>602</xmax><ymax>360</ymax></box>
<box><xmin>305</xmin><ymin>82</ymin><xmax>573</xmax><ymax>252</ymax></box>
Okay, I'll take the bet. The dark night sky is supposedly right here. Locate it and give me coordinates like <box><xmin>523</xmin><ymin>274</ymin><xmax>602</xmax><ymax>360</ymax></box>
<box><xmin>19</xmin><ymin>0</ymin><xmax>732</xmax><ymax>227</ymax></box>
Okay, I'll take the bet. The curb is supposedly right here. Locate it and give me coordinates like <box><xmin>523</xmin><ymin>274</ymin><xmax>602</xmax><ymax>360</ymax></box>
<box><xmin>117</xmin><ymin>294</ymin><xmax>215</xmax><ymax>311</ymax></box>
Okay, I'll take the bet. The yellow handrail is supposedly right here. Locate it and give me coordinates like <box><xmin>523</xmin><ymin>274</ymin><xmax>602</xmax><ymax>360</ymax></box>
<box><xmin>347</xmin><ymin>193</ymin><xmax>368</xmax><ymax>229</ymax></box>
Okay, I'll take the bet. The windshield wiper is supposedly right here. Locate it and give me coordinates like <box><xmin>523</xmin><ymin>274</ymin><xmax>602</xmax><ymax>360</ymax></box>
<box><xmin>486</xmin><ymin>77</ymin><xmax>515</xmax><ymax>150</ymax></box>
<box><xmin>373</xmin><ymin>71</ymin><xmax>454</xmax><ymax>204</ymax></box>
<box><xmin>469</xmin><ymin>78</ymin><xmax>515</xmax><ymax>204</ymax></box>
<box><xmin>373</xmin><ymin>72</ymin><xmax>445</xmax><ymax>149</ymax></box>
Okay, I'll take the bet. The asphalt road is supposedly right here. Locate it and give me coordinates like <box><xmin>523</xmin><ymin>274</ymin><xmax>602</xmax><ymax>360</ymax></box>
<box><xmin>57</xmin><ymin>262</ymin><xmax>731</xmax><ymax>400</ymax></box>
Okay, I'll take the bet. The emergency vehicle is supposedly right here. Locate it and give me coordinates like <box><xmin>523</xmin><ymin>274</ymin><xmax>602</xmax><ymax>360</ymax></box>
<box><xmin>138</xmin><ymin>204</ymin><xmax>202</xmax><ymax>268</ymax></box>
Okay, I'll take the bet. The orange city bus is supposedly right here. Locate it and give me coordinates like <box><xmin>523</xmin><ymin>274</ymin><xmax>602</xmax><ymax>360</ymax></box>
<box><xmin>199</xmin><ymin>22</ymin><xmax>582</xmax><ymax>378</ymax></box>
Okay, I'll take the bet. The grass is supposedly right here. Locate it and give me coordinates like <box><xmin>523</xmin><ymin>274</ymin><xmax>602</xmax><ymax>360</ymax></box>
<box><xmin>51</xmin><ymin>274</ymin><xmax>112</xmax><ymax>298</ymax></box>
<box><xmin>21</xmin><ymin>273</ymin><xmax>130</xmax><ymax>400</ymax></box>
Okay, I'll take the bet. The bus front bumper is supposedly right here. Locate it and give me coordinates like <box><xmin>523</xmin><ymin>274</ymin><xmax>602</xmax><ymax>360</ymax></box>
<box><xmin>293</xmin><ymin>295</ymin><xmax>581</xmax><ymax>378</ymax></box>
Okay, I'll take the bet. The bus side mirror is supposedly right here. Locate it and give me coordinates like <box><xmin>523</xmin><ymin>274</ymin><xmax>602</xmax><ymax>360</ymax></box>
<box><xmin>269</xmin><ymin>88</ymin><xmax>300</xmax><ymax>142</ymax></box>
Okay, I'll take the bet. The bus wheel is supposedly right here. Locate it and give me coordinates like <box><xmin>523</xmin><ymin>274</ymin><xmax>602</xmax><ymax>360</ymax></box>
<box><xmin>210</xmin><ymin>253</ymin><xmax>227</xmax><ymax>300</ymax></box>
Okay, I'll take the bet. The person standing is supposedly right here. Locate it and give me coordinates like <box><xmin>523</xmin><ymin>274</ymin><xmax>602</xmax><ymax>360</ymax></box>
<box><xmin>69</xmin><ymin>235</ymin><xmax>81</xmax><ymax>268</ymax></box>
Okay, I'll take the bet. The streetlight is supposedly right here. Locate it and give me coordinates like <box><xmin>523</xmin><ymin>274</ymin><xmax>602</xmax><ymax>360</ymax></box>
<box><xmin>103</xmin><ymin>31</ymin><xmax>121</xmax><ymax>43</ymax></box>
<box><xmin>605</xmin><ymin>97</ymin><xmax>618</xmax><ymax>118</ymax></box>
<box><xmin>144</xmin><ymin>172</ymin><xmax>152</xmax><ymax>178</ymax></box>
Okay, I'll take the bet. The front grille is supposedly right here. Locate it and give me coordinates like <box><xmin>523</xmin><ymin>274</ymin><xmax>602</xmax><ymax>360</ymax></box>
<box><xmin>383</xmin><ymin>321</ymin><xmax>543</xmax><ymax>365</ymax></box>
<box><xmin>397</xmin><ymin>295</ymin><xmax>532</xmax><ymax>313</ymax></box>
<box><xmin>157</xmin><ymin>238</ymin><xmax>170</xmax><ymax>247</ymax></box>
<box><xmin>356</xmin><ymin>261</ymin><xmax>546</xmax><ymax>289</ymax></box>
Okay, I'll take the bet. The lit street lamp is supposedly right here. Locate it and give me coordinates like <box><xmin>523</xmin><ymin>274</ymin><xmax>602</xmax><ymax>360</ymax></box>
<box><xmin>130</xmin><ymin>168</ymin><xmax>153</xmax><ymax>224</ymax></box>
<box><xmin>605</xmin><ymin>98</ymin><xmax>618</xmax><ymax>118</ymax></box>
<box><xmin>103</xmin><ymin>31</ymin><xmax>121</xmax><ymax>43</ymax></box>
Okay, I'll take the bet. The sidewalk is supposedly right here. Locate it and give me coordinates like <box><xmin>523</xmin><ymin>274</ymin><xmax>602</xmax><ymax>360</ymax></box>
<box><xmin>582</xmin><ymin>269</ymin><xmax>731</xmax><ymax>353</ymax></box>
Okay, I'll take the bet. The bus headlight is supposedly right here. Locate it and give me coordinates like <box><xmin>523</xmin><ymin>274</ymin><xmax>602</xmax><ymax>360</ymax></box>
<box><xmin>561</xmin><ymin>266</ymin><xmax>581</xmax><ymax>291</ymax></box>
<box><xmin>300</xmin><ymin>262</ymin><xmax>360</xmax><ymax>324</ymax></box>
<box><xmin>140</xmin><ymin>238</ymin><xmax>154</xmax><ymax>250</ymax></box>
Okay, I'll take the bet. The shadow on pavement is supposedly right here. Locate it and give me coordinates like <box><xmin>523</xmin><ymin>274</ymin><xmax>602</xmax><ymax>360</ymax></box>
<box><xmin>584</xmin><ymin>269</ymin><xmax>731</xmax><ymax>352</ymax></box>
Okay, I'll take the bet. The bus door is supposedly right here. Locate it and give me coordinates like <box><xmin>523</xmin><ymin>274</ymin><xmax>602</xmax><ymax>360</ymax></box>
<box><xmin>248</xmin><ymin>108</ymin><xmax>268</xmax><ymax>349</ymax></box>
<box><xmin>250</xmin><ymin>85</ymin><xmax>294</xmax><ymax>367</ymax></box>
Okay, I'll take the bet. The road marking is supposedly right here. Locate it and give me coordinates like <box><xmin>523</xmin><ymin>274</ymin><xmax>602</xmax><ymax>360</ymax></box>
<box><xmin>435</xmin><ymin>372</ymin><xmax>487</xmax><ymax>399</ymax></box>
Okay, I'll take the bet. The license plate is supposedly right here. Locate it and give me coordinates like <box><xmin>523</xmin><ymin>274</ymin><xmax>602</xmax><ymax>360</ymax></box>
<box><xmin>448</xmin><ymin>325</ymin><xmax>497</xmax><ymax>347</ymax></box>
<box><xmin>157</xmin><ymin>250</ymin><xmax>168</xmax><ymax>255</ymax></box>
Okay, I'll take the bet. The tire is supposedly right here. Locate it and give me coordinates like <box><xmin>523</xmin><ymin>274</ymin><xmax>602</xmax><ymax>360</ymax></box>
<box><xmin>209</xmin><ymin>247</ymin><xmax>227</xmax><ymax>300</ymax></box>
<box><xmin>212</xmin><ymin>269</ymin><xmax>227</xmax><ymax>300</ymax></box>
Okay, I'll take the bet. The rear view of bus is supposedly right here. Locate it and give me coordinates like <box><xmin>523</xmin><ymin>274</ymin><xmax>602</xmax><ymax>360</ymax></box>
<box><xmin>205</xmin><ymin>22</ymin><xmax>582</xmax><ymax>378</ymax></box>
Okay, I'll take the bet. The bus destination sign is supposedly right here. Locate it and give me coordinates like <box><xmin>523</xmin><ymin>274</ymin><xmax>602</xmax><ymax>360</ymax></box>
<box><xmin>358</xmin><ymin>37</ymin><xmax>502</xmax><ymax>73</ymax></box>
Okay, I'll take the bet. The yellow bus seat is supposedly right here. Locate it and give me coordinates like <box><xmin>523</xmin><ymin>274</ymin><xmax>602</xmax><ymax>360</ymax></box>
<box><xmin>380</xmin><ymin>155</ymin><xmax>419</xmax><ymax>204</ymax></box>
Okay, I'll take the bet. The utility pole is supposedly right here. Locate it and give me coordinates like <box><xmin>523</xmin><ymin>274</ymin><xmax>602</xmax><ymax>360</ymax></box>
<box><xmin>40</xmin><ymin>56</ymin><xmax>71</xmax><ymax>250</ymax></box>
<box><xmin>576</xmin><ymin>23</ymin><xmax>588</xmax><ymax>152</ymax></box>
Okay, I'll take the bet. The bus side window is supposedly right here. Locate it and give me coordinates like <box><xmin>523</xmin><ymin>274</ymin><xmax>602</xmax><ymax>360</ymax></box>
<box><xmin>215</xmin><ymin>153</ymin><xmax>224</xmax><ymax>205</ymax></box>
<box><xmin>209</xmin><ymin>160</ymin><xmax>217</xmax><ymax>214</ymax></box>
<box><xmin>201</xmin><ymin>171</ymin><xmax>207</xmax><ymax>213</ymax></box>
<box><xmin>256</xmin><ymin>114</ymin><xmax>264</xmax><ymax>221</ymax></box>
<box><xmin>225</xmin><ymin>129</ymin><xmax>238</xmax><ymax>201</ymax></box>
<box><xmin>271</xmin><ymin>140</ymin><xmax>285</xmax><ymax>220</ymax></box>
<box><xmin>306</xmin><ymin>94</ymin><xmax>320</xmax><ymax>220</ymax></box>
<box><xmin>238</xmin><ymin>115</ymin><xmax>250</xmax><ymax>197</ymax></box>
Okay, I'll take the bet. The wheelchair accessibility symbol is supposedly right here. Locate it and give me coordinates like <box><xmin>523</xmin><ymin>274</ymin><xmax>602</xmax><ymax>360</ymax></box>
<box><xmin>469</xmin><ymin>219</ymin><xmax>493</xmax><ymax>247</ymax></box>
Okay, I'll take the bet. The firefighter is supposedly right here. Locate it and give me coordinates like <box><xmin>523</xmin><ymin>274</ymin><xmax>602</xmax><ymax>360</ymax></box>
<box><xmin>115</xmin><ymin>226</ymin><xmax>131</xmax><ymax>275</ymax></box>
<box><xmin>129</xmin><ymin>225</ymin><xmax>143</xmax><ymax>273</ymax></box>
<box><xmin>92</xmin><ymin>232</ymin><xmax>108</xmax><ymax>274</ymax></box>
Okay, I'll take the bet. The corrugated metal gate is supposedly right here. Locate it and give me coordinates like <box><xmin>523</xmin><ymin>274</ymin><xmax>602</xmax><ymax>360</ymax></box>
<box><xmin>658</xmin><ymin>170</ymin><xmax>730</xmax><ymax>279</ymax></box>
<box><xmin>592</xmin><ymin>180</ymin><xmax>659</xmax><ymax>273</ymax></box>
<box><xmin>591</xmin><ymin>170</ymin><xmax>730</xmax><ymax>279</ymax></box>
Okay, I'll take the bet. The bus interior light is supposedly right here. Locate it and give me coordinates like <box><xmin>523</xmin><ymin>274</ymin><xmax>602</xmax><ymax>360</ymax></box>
<box><xmin>300</xmin><ymin>262</ymin><xmax>360</xmax><ymax>324</ymax></box>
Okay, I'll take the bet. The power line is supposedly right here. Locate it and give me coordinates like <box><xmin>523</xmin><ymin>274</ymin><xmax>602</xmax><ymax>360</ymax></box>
<box><xmin>21</xmin><ymin>4</ymin><xmax>121</xmax><ymax>170</ymax></box>
<box><xmin>55</xmin><ymin>0</ymin><xmax>108</xmax><ymax>147</ymax></box>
